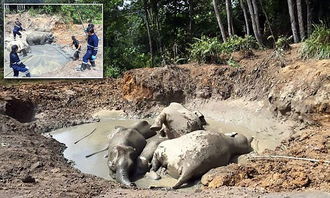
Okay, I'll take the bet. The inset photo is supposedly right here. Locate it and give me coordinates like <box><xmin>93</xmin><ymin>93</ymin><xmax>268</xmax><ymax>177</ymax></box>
<box><xmin>3</xmin><ymin>4</ymin><xmax>103</xmax><ymax>79</ymax></box>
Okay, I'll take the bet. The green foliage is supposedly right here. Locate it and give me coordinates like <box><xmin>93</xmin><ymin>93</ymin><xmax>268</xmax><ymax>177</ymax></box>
<box><xmin>104</xmin><ymin>66</ymin><xmax>121</xmax><ymax>78</ymax></box>
<box><xmin>25</xmin><ymin>5</ymin><xmax>102</xmax><ymax>24</ymax></box>
<box><xmin>189</xmin><ymin>36</ymin><xmax>222</xmax><ymax>64</ymax></box>
<box><xmin>189</xmin><ymin>35</ymin><xmax>258</xmax><ymax>64</ymax></box>
<box><xmin>272</xmin><ymin>35</ymin><xmax>292</xmax><ymax>51</ymax></box>
<box><xmin>60</xmin><ymin>5</ymin><xmax>102</xmax><ymax>24</ymax></box>
<box><xmin>222</xmin><ymin>35</ymin><xmax>259</xmax><ymax>53</ymax></box>
<box><xmin>227</xmin><ymin>58</ymin><xmax>240</xmax><ymax>68</ymax></box>
<box><xmin>300</xmin><ymin>25</ymin><xmax>330</xmax><ymax>60</ymax></box>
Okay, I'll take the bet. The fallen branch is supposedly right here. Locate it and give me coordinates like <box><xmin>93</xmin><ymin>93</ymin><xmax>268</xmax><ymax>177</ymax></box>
<box><xmin>85</xmin><ymin>146</ymin><xmax>108</xmax><ymax>158</ymax></box>
<box><xmin>249</xmin><ymin>155</ymin><xmax>330</xmax><ymax>164</ymax></box>
<box><xmin>74</xmin><ymin>127</ymin><xmax>97</xmax><ymax>144</ymax></box>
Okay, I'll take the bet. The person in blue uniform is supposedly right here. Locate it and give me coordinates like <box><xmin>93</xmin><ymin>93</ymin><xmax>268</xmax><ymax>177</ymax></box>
<box><xmin>13</xmin><ymin>18</ymin><xmax>25</xmax><ymax>40</ymax></box>
<box><xmin>80</xmin><ymin>24</ymin><xmax>98</xmax><ymax>71</ymax></box>
<box><xmin>10</xmin><ymin>45</ymin><xmax>31</xmax><ymax>77</ymax></box>
<box><xmin>71</xmin><ymin>36</ymin><xmax>81</xmax><ymax>60</ymax></box>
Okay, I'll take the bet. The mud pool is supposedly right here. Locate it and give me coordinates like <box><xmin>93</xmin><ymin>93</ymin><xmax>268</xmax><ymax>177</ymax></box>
<box><xmin>4</xmin><ymin>44</ymin><xmax>71</xmax><ymax>78</ymax></box>
<box><xmin>48</xmin><ymin>108</ymin><xmax>286</xmax><ymax>189</ymax></box>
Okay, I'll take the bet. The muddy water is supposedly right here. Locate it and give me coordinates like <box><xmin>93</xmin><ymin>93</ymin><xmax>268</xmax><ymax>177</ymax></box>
<box><xmin>49</xmin><ymin>110</ymin><xmax>277</xmax><ymax>190</ymax></box>
<box><xmin>4</xmin><ymin>44</ymin><xmax>71</xmax><ymax>78</ymax></box>
<box><xmin>27</xmin><ymin>44</ymin><xmax>71</xmax><ymax>76</ymax></box>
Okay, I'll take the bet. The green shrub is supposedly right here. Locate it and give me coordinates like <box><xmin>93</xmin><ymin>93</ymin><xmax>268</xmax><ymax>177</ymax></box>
<box><xmin>227</xmin><ymin>58</ymin><xmax>240</xmax><ymax>68</ymax></box>
<box><xmin>189</xmin><ymin>36</ymin><xmax>222</xmax><ymax>64</ymax></box>
<box><xmin>274</xmin><ymin>35</ymin><xmax>292</xmax><ymax>51</ymax></box>
<box><xmin>300</xmin><ymin>25</ymin><xmax>330</xmax><ymax>59</ymax></box>
<box><xmin>104</xmin><ymin>66</ymin><xmax>121</xmax><ymax>78</ymax></box>
<box><xmin>189</xmin><ymin>35</ymin><xmax>258</xmax><ymax>64</ymax></box>
<box><xmin>222</xmin><ymin>35</ymin><xmax>259</xmax><ymax>53</ymax></box>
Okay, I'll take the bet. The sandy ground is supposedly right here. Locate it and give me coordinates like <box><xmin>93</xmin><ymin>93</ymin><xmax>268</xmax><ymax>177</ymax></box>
<box><xmin>0</xmin><ymin>44</ymin><xmax>329</xmax><ymax>197</ymax></box>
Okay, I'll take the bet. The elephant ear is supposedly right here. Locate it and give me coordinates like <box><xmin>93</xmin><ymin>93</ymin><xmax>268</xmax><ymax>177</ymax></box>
<box><xmin>115</xmin><ymin>145</ymin><xmax>136</xmax><ymax>155</ymax></box>
<box><xmin>131</xmin><ymin>120</ymin><xmax>156</xmax><ymax>139</ymax></box>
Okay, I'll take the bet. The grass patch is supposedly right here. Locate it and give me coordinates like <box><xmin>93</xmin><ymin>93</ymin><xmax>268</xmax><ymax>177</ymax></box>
<box><xmin>300</xmin><ymin>25</ymin><xmax>330</xmax><ymax>60</ymax></box>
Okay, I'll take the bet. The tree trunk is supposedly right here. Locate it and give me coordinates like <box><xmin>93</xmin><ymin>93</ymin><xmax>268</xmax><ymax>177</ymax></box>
<box><xmin>296</xmin><ymin>0</ymin><xmax>305</xmax><ymax>40</ymax></box>
<box><xmin>305</xmin><ymin>0</ymin><xmax>312</xmax><ymax>36</ymax></box>
<box><xmin>143</xmin><ymin>0</ymin><xmax>154</xmax><ymax>66</ymax></box>
<box><xmin>225</xmin><ymin>0</ymin><xmax>234</xmax><ymax>36</ymax></box>
<box><xmin>287</xmin><ymin>0</ymin><xmax>299</xmax><ymax>43</ymax></box>
<box><xmin>212</xmin><ymin>0</ymin><xmax>227</xmax><ymax>42</ymax></box>
<box><xmin>259</xmin><ymin>0</ymin><xmax>274</xmax><ymax>42</ymax></box>
<box><xmin>240</xmin><ymin>0</ymin><xmax>250</xmax><ymax>35</ymax></box>
<box><xmin>246</xmin><ymin>0</ymin><xmax>263</xmax><ymax>45</ymax></box>
<box><xmin>252</xmin><ymin>0</ymin><xmax>261</xmax><ymax>35</ymax></box>
<box><xmin>188</xmin><ymin>0</ymin><xmax>193</xmax><ymax>34</ymax></box>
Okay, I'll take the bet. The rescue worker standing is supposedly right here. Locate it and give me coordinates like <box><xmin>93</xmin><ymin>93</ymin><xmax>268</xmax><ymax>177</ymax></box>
<box><xmin>13</xmin><ymin>18</ymin><xmax>25</xmax><ymax>40</ymax></box>
<box><xmin>10</xmin><ymin>45</ymin><xmax>31</xmax><ymax>77</ymax></box>
<box><xmin>80</xmin><ymin>24</ymin><xmax>98</xmax><ymax>71</ymax></box>
<box><xmin>71</xmin><ymin>36</ymin><xmax>81</xmax><ymax>60</ymax></box>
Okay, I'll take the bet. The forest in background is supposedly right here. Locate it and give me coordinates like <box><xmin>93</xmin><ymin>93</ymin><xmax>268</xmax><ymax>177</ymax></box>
<box><xmin>0</xmin><ymin>0</ymin><xmax>329</xmax><ymax>78</ymax></box>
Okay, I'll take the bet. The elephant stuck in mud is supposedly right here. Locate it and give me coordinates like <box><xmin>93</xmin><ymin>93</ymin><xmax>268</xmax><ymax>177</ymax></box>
<box><xmin>150</xmin><ymin>130</ymin><xmax>254</xmax><ymax>189</ymax></box>
<box><xmin>26</xmin><ymin>31</ymin><xmax>54</xmax><ymax>45</ymax></box>
<box><xmin>151</xmin><ymin>102</ymin><xmax>207</xmax><ymax>139</ymax></box>
<box><xmin>135</xmin><ymin>135</ymin><xmax>167</xmax><ymax>176</ymax></box>
<box><xmin>105</xmin><ymin>121</ymin><xmax>160</xmax><ymax>187</ymax></box>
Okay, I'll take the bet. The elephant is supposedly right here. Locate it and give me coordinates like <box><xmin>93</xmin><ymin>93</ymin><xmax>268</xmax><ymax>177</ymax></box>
<box><xmin>26</xmin><ymin>31</ymin><xmax>54</xmax><ymax>45</ymax></box>
<box><xmin>135</xmin><ymin>135</ymin><xmax>167</xmax><ymax>176</ymax></box>
<box><xmin>107</xmin><ymin>126</ymin><xmax>147</xmax><ymax>187</ymax></box>
<box><xmin>150</xmin><ymin>102</ymin><xmax>207</xmax><ymax>139</ymax></box>
<box><xmin>150</xmin><ymin>130</ymin><xmax>253</xmax><ymax>189</ymax></box>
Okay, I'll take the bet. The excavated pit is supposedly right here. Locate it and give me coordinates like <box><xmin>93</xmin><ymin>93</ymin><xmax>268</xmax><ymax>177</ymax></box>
<box><xmin>2</xmin><ymin>98</ymin><xmax>36</xmax><ymax>123</ymax></box>
<box><xmin>48</xmin><ymin>100</ymin><xmax>294</xmax><ymax>190</ymax></box>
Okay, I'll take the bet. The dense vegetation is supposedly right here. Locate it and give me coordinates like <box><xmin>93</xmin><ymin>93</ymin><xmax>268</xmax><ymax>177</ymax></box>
<box><xmin>1</xmin><ymin>0</ymin><xmax>329</xmax><ymax>78</ymax></box>
<box><xmin>6</xmin><ymin>4</ymin><xmax>102</xmax><ymax>24</ymax></box>
<box><xmin>300</xmin><ymin>25</ymin><xmax>330</xmax><ymax>59</ymax></box>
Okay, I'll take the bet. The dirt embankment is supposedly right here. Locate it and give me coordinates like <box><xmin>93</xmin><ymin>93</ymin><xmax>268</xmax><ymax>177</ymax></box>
<box><xmin>0</xmin><ymin>44</ymin><xmax>329</xmax><ymax>197</ymax></box>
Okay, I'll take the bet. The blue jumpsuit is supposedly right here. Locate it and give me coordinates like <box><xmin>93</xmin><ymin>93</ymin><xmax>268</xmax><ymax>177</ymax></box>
<box><xmin>83</xmin><ymin>34</ymin><xmax>99</xmax><ymax>64</ymax></box>
<box><xmin>13</xmin><ymin>25</ymin><xmax>23</xmax><ymax>39</ymax></box>
<box><xmin>10</xmin><ymin>52</ymin><xmax>30</xmax><ymax>77</ymax></box>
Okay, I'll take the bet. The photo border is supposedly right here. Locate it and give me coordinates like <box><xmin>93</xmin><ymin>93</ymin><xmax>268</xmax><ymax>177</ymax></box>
<box><xmin>3</xmin><ymin>3</ymin><xmax>104</xmax><ymax>80</ymax></box>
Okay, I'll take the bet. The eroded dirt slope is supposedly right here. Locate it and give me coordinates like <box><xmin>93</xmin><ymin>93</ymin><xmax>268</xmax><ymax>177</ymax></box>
<box><xmin>0</xmin><ymin>44</ymin><xmax>329</xmax><ymax>197</ymax></box>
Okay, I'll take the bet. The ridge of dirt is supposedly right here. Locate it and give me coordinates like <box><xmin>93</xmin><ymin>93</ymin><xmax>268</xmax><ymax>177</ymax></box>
<box><xmin>0</xmin><ymin>44</ymin><xmax>329</xmax><ymax>197</ymax></box>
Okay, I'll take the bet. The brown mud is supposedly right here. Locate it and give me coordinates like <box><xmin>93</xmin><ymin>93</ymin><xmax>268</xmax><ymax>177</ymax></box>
<box><xmin>0</xmin><ymin>44</ymin><xmax>329</xmax><ymax>197</ymax></box>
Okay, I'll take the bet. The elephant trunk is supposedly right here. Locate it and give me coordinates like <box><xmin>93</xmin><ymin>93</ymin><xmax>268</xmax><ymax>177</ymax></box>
<box><xmin>116</xmin><ymin>167</ymin><xmax>135</xmax><ymax>187</ymax></box>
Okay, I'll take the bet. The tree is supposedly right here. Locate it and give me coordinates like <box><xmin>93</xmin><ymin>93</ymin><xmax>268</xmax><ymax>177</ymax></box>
<box><xmin>240</xmin><ymin>0</ymin><xmax>250</xmax><ymax>35</ymax></box>
<box><xmin>212</xmin><ymin>0</ymin><xmax>227</xmax><ymax>42</ymax></box>
<box><xmin>305</xmin><ymin>0</ymin><xmax>312</xmax><ymax>36</ymax></box>
<box><xmin>225</xmin><ymin>0</ymin><xmax>234</xmax><ymax>36</ymax></box>
<box><xmin>252</xmin><ymin>0</ymin><xmax>261</xmax><ymax>35</ymax></box>
<box><xmin>297</xmin><ymin>0</ymin><xmax>305</xmax><ymax>40</ymax></box>
<box><xmin>246</xmin><ymin>0</ymin><xmax>263</xmax><ymax>45</ymax></box>
<box><xmin>287</xmin><ymin>0</ymin><xmax>299</xmax><ymax>43</ymax></box>
<box><xmin>143</xmin><ymin>0</ymin><xmax>154</xmax><ymax>67</ymax></box>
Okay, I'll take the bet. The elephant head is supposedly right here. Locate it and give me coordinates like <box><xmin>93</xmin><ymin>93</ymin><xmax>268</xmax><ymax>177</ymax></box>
<box><xmin>229</xmin><ymin>133</ymin><xmax>254</xmax><ymax>155</ymax></box>
<box><xmin>108</xmin><ymin>145</ymin><xmax>136</xmax><ymax>187</ymax></box>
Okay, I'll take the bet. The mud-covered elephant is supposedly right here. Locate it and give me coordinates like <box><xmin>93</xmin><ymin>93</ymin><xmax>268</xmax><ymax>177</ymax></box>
<box><xmin>135</xmin><ymin>135</ymin><xmax>166</xmax><ymax>176</ymax></box>
<box><xmin>150</xmin><ymin>102</ymin><xmax>207</xmax><ymax>139</ymax></box>
<box><xmin>26</xmin><ymin>31</ymin><xmax>54</xmax><ymax>45</ymax></box>
<box><xmin>106</xmin><ymin>121</ymin><xmax>156</xmax><ymax>187</ymax></box>
<box><xmin>150</xmin><ymin>130</ymin><xmax>253</xmax><ymax>189</ymax></box>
